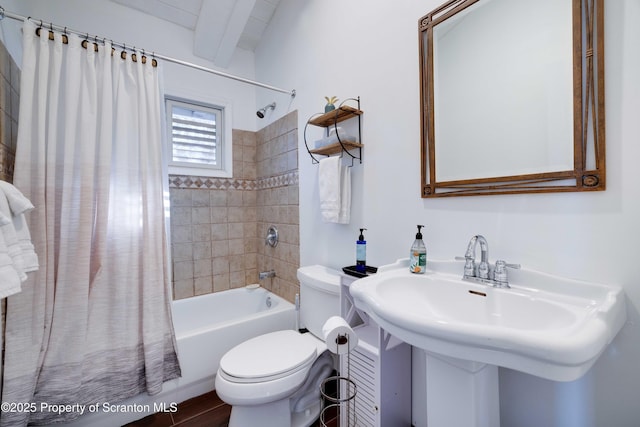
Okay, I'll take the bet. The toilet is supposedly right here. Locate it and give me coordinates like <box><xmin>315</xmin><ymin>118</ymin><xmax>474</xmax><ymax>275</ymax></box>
<box><xmin>215</xmin><ymin>265</ymin><xmax>342</xmax><ymax>427</ymax></box>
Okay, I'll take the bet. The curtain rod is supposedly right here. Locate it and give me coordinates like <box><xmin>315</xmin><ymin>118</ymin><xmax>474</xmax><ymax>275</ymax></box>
<box><xmin>0</xmin><ymin>6</ymin><xmax>296</xmax><ymax>97</ymax></box>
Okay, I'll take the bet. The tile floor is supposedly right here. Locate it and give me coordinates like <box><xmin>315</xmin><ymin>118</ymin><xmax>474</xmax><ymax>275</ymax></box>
<box><xmin>123</xmin><ymin>391</ymin><xmax>230</xmax><ymax>427</ymax></box>
<box><xmin>123</xmin><ymin>390</ymin><xmax>337</xmax><ymax>427</ymax></box>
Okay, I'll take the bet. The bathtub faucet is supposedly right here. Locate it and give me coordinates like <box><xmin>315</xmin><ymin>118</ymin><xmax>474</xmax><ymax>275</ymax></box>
<box><xmin>259</xmin><ymin>270</ymin><xmax>276</xmax><ymax>280</ymax></box>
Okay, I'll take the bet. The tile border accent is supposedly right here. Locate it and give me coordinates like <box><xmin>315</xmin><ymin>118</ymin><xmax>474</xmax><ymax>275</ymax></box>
<box><xmin>169</xmin><ymin>175</ymin><xmax>256</xmax><ymax>190</ymax></box>
<box><xmin>256</xmin><ymin>171</ymin><xmax>299</xmax><ymax>190</ymax></box>
<box><xmin>169</xmin><ymin>171</ymin><xmax>298</xmax><ymax>190</ymax></box>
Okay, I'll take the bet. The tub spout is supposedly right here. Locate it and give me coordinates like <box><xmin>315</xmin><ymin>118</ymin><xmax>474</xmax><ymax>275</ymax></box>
<box><xmin>259</xmin><ymin>270</ymin><xmax>276</xmax><ymax>280</ymax></box>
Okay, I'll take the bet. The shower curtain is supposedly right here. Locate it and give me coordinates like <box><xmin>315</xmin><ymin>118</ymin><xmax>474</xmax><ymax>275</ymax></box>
<box><xmin>0</xmin><ymin>20</ymin><xmax>181</xmax><ymax>426</ymax></box>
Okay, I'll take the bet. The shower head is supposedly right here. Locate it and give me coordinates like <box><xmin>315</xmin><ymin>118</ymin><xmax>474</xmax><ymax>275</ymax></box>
<box><xmin>256</xmin><ymin>102</ymin><xmax>276</xmax><ymax>118</ymax></box>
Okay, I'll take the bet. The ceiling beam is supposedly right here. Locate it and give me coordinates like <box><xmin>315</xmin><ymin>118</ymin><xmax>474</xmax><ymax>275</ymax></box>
<box><xmin>194</xmin><ymin>0</ymin><xmax>257</xmax><ymax>68</ymax></box>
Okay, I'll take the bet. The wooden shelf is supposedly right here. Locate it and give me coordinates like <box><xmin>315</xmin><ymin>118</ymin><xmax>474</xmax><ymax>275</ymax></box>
<box><xmin>309</xmin><ymin>140</ymin><xmax>364</xmax><ymax>156</ymax></box>
<box><xmin>304</xmin><ymin>97</ymin><xmax>363</xmax><ymax>164</ymax></box>
<box><xmin>308</xmin><ymin>105</ymin><xmax>363</xmax><ymax>128</ymax></box>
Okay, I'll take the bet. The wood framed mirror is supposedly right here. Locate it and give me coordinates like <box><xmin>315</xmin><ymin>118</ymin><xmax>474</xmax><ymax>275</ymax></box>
<box><xmin>419</xmin><ymin>0</ymin><xmax>605</xmax><ymax>197</ymax></box>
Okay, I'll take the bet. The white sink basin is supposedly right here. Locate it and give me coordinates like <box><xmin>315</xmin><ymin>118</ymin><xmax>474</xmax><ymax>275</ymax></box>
<box><xmin>349</xmin><ymin>259</ymin><xmax>626</xmax><ymax>381</ymax></box>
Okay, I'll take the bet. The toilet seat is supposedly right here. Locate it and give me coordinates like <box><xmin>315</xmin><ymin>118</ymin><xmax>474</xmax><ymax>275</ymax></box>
<box><xmin>219</xmin><ymin>330</ymin><xmax>318</xmax><ymax>384</ymax></box>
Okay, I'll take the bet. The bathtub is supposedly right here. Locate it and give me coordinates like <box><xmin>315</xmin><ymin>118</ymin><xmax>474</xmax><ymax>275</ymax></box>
<box><xmin>62</xmin><ymin>286</ymin><xmax>295</xmax><ymax>427</ymax></box>
<box><xmin>170</xmin><ymin>285</ymin><xmax>296</xmax><ymax>400</ymax></box>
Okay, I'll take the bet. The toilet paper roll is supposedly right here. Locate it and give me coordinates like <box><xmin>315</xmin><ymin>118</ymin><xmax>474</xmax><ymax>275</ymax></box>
<box><xmin>322</xmin><ymin>316</ymin><xmax>358</xmax><ymax>355</ymax></box>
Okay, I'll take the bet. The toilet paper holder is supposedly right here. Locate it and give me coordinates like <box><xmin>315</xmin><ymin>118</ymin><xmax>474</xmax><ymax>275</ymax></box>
<box><xmin>320</xmin><ymin>373</ymin><xmax>357</xmax><ymax>427</ymax></box>
<box><xmin>319</xmin><ymin>330</ymin><xmax>358</xmax><ymax>427</ymax></box>
<box><xmin>336</xmin><ymin>335</ymin><xmax>348</xmax><ymax>345</ymax></box>
<box><xmin>322</xmin><ymin>316</ymin><xmax>358</xmax><ymax>355</ymax></box>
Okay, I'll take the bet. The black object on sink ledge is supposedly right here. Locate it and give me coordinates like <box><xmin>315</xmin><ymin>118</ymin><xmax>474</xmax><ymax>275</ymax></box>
<box><xmin>342</xmin><ymin>265</ymin><xmax>378</xmax><ymax>278</ymax></box>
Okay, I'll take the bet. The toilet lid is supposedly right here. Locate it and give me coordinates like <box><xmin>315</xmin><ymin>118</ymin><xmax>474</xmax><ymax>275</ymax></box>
<box><xmin>220</xmin><ymin>330</ymin><xmax>318</xmax><ymax>383</ymax></box>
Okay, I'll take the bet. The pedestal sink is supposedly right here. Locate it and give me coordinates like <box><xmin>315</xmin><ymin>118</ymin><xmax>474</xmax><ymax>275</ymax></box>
<box><xmin>349</xmin><ymin>258</ymin><xmax>626</xmax><ymax>427</ymax></box>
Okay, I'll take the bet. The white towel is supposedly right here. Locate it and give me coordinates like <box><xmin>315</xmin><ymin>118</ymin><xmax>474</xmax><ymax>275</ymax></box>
<box><xmin>0</xmin><ymin>229</ymin><xmax>22</xmax><ymax>298</ymax></box>
<box><xmin>0</xmin><ymin>194</ymin><xmax>25</xmax><ymax>297</ymax></box>
<box><xmin>314</xmin><ymin>127</ymin><xmax>358</xmax><ymax>150</ymax></box>
<box><xmin>319</xmin><ymin>157</ymin><xmax>341</xmax><ymax>222</ymax></box>
<box><xmin>0</xmin><ymin>211</ymin><xmax>11</xmax><ymax>226</ymax></box>
<box><xmin>12</xmin><ymin>212</ymin><xmax>38</xmax><ymax>273</ymax></box>
<box><xmin>318</xmin><ymin>157</ymin><xmax>351</xmax><ymax>224</ymax></box>
<box><xmin>0</xmin><ymin>210</ymin><xmax>22</xmax><ymax>295</ymax></box>
<box><xmin>0</xmin><ymin>181</ymin><xmax>34</xmax><ymax>215</ymax></box>
<box><xmin>0</xmin><ymin>181</ymin><xmax>39</xmax><ymax>285</ymax></box>
<box><xmin>0</xmin><ymin>188</ymin><xmax>27</xmax><ymax>281</ymax></box>
<box><xmin>338</xmin><ymin>165</ymin><xmax>351</xmax><ymax>224</ymax></box>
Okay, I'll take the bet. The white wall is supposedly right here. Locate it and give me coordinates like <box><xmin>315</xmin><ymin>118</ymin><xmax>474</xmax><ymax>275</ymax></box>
<box><xmin>0</xmin><ymin>0</ymin><xmax>260</xmax><ymax>132</ymax></box>
<box><xmin>2</xmin><ymin>0</ymin><xmax>639</xmax><ymax>424</ymax></box>
<box><xmin>255</xmin><ymin>1</ymin><xmax>640</xmax><ymax>426</ymax></box>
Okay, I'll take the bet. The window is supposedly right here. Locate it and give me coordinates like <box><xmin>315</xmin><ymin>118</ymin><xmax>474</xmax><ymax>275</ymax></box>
<box><xmin>166</xmin><ymin>97</ymin><xmax>233</xmax><ymax>177</ymax></box>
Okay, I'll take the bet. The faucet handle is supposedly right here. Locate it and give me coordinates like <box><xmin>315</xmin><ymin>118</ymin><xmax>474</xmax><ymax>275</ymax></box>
<box><xmin>265</xmin><ymin>225</ymin><xmax>278</xmax><ymax>247</ymax></box>
<box><xmin>495</xmin><ymin>260</ymin><xmax>521</xmax><ymax>270</ymax></box>
<box><xmin>456</xmin><ymin>256</ymin><xmax>476</xmax><ymax>278</ymax></box>
<box><xmin>477</xmin><ymin>260</ymin><xmax>490</xmax><ymax>279</ymax></box>
<box><xmin>494</xmin><ymin>260</ymin><xmax>520</xmax><ymax>288</ymax></box>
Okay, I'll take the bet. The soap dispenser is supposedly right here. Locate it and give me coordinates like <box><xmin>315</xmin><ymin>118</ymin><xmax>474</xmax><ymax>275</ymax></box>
<box><xmin>356</xmin><ymin>228</ymin><xmax>367</xmax><ymax>273</ymax></box>
<box><xmin>410</xmin><ymin>225</ymin><xmax>426</xmax><ymax>274</ymax></box>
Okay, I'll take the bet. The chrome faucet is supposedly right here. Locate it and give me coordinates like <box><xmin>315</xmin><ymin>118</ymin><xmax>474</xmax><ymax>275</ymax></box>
<box><xmin>458</xmin><ymin>235</ymin><xmax>520</xmax><ymax>288</ymax></box>
<box><xmin>465</xmin><ymin>235</ymin><xmax>490</xmax><ymax>279</ymax></box>
<box><xmin>259</xmin><ymin>269</ymin><xmax>276</xmax><ymax>280</ymax></box>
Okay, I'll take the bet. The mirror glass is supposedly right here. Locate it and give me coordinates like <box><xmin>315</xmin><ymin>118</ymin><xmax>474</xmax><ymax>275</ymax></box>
<box><xmin>419</xmin><ymin>0</ymin><xmax>605</xmax><ymax>197</ymax></box>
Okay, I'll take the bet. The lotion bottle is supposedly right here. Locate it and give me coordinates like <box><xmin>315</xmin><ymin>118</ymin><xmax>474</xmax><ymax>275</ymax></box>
<box><xmin>410</xmin><ymin>225</ymin><xmax>426</xmax><ymax>274</ymax></box>
<box><xmin>356</xmin><ymin>228</ymin><xmax>367</xmax><ymax>273</ymax></box>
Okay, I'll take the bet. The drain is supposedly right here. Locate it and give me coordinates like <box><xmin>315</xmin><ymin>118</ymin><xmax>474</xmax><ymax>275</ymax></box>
<box><xmin>468</xmin><ymin>290</ymin><xmax>487</xmax><ymax>297</ymax></box>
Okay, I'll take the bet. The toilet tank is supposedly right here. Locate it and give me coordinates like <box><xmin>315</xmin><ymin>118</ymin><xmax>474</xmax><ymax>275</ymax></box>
<box><xmin>297</xmin><ymin>265</ymin><xmax>341</xmax><ymax>338</ymax></box>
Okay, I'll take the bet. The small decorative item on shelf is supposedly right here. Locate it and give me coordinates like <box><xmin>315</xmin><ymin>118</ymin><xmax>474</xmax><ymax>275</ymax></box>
<box><xmin>324</xmin><ymin>96</ymin><xmax>338</xmax><ymax>113</ymax></box>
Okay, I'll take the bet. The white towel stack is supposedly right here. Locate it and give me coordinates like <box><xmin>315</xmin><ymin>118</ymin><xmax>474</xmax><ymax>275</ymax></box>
<box><xmin>314</xmin><ymin>126</ymin><xmax>358</xmax><ymax>150</ymax></box>
<box><xmin>318</xmin><ymin>157</ymin><xmax>351</xmax><ymax>224</ymax></box>
<box><xmin>0</xmin><ymin>180</ymin><xmax>38</xmax><ymax>298</ymax></box>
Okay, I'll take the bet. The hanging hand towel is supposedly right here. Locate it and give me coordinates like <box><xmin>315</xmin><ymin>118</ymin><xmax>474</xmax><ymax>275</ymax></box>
<box><xmin>338</xmin><ymin>165</ymin><xmax>351</xmax><ymax>224</ymax></box>
<box><xmin>318</xmin><ymin>157</ymin><xmax>351</xmax><ymax>224</ymax></box>
<box><xmin>319</xmin><ymin>157</ymin><xmax>341</xmax><ymax>223</ymax></box>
